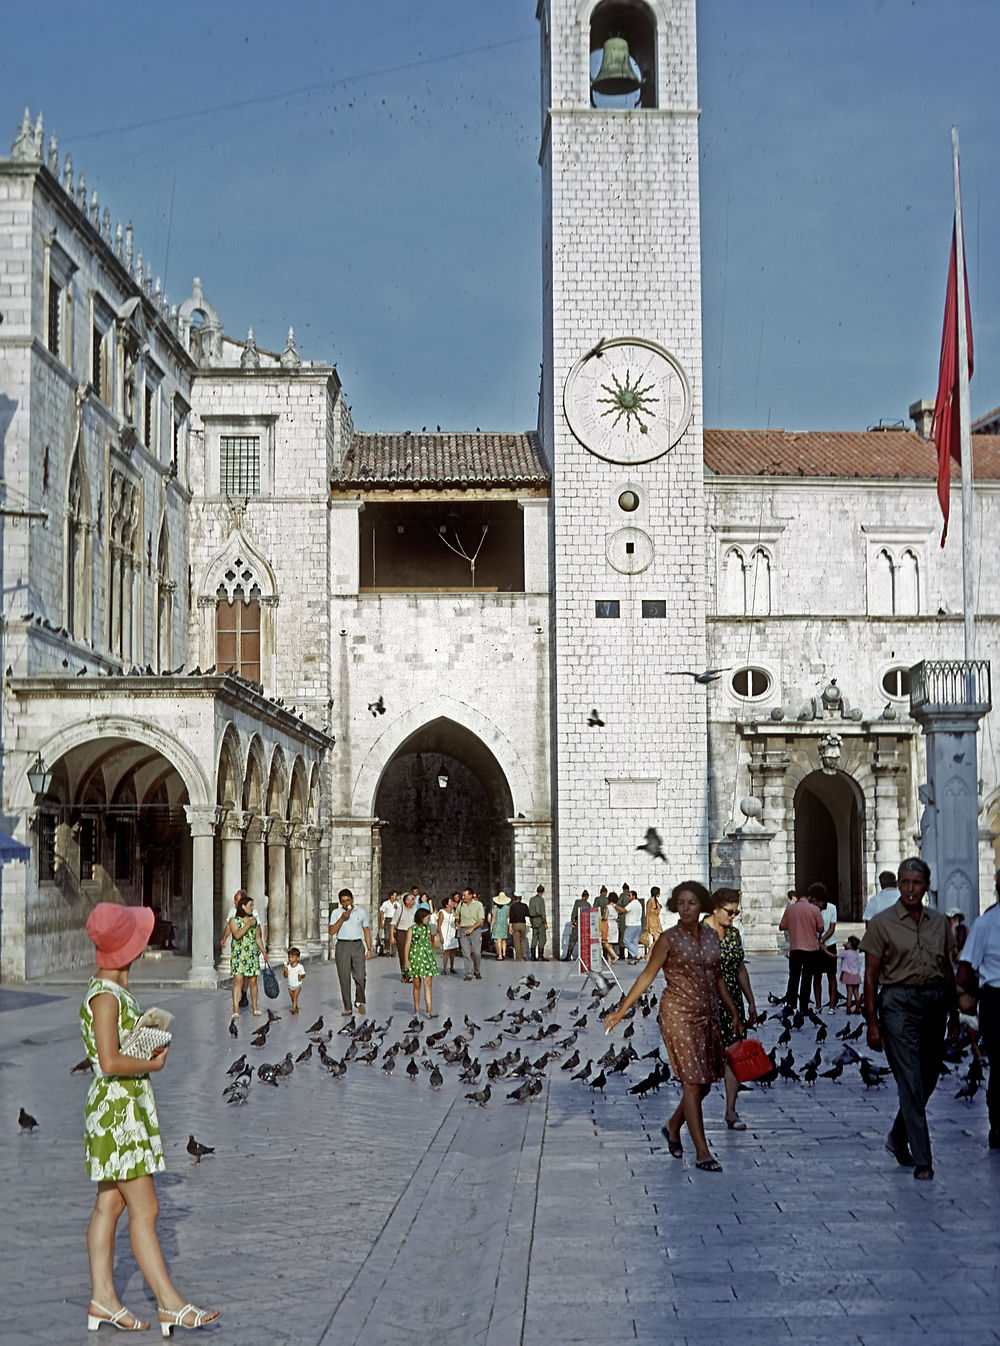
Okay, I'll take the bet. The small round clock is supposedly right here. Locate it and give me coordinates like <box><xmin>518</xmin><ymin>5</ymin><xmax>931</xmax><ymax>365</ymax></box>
<box><xmin>563</xmin><ymin>336</ymin><xmax>692</xmax><ymax>465</ymax></box>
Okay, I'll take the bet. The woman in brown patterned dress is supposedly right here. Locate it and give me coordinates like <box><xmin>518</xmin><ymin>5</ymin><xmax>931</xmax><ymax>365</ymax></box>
<box><xmin>704</xmin><ymin>888</ymin><xmax>758</xmax><ymax>1129</ymax></box>
<box><xmin>605</xmin><ymin>880</ymin><xmax>743</xmax><ymax>1172</ymax></box>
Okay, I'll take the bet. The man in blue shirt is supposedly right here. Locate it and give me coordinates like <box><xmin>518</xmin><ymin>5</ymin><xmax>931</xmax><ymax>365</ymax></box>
<box><xmin>328</xmin><ymin>888</ymin><xmax>372</xmax><ymax>1015</ymax></box>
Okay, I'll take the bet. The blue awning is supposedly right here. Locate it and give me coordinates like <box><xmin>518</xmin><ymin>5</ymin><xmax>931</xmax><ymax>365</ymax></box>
<box><xmin>0</xmin><ymin>830</ymin><xmax>30</xmax><ymax>863</ymax></box>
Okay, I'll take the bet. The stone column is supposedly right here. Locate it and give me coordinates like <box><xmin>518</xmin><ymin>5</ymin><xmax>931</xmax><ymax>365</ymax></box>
<box><xmin>366</xmin><ymin>820</ymin><xmax>382</xmax><ymax>958</ymax></box>
<box><xmin>755</xmin><ymin>746</ymin><xmax>791</xmax><ymax>914</ymax></box>
<box><xmin>267</xmin><ymin>821</ymin><xmax>290</xmax><ymax>960</ymax></box>
<box><xmin>726</xmin><ymin>799</ymin><xmax>779</xmax><ymax>953</ymax></box>
<box><xmin>872</xmin><ymin>759</ymin><xmax>906</xmax><ymax>883</ymax></box>
<box><xmin>304</xmin><ymin>824</ymin><xmax>322</xmax><ymax>951</ymax></box>
<box><xmin>288</xmin><ymin>825</ymin><xmax>312</xmax><ymax>955</ymax></box>
<box><xmin>220</xmin><ymin>811</ymin><xmax>246</xmax><ymax>910</ymax></box>
<box><xmin>910</xmin><ymin>661</ymin><xmax>991</xmax><ymax>912</ymax></box>
<box><xmin>517</xmin><ymin>498</ymin><xmax>549</xmax><ymax>593</ymax></box>
<box><xmin>217</xmin><ymin>811</ymin><xmax>247</xmax><ymax>972</ymax></box>
<box><xmin>184</xmin><ymin>805</ymin><xmax>219</xmax><ymax>988</ymax></box>
<box><xmin>510</xmin><ymin>816</ymin><xmax>554</xmax><ymax>934</ymax></box>
<box><xmin>245</xmin><ymin>815</ymin><xmax>267</xmax><ymax>907</ymax></box>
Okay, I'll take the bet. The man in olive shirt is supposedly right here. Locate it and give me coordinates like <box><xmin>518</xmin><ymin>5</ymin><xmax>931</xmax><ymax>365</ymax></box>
<box><xmin>528</xmin><ymin>885</ymin><xmax>549</xmax><ymax>961</ymax></box>
<box><xmin>457</xmin><ymin>888</ymin><xmax>486</xmax><ymax>980</ymax></box>
<box><xmin>860</xmin><ymin>856</ymin><xmax>958</xmax><ymax>1179</ymax></box>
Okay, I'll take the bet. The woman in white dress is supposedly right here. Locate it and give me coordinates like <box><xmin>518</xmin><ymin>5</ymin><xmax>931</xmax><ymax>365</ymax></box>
<box><xmin>436</xmin><ymin>893</ymin><xmax>459</xmax><ymax>974</ymax></box>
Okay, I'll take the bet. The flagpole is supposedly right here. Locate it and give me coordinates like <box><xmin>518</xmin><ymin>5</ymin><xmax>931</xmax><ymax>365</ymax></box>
<box><xmin>951</xmin><ymin>125</ymin><xmax>974</xmax><ymax>661</ymax></box>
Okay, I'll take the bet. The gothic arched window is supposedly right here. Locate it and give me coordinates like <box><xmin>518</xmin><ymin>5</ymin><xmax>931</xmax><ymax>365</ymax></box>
<box><xmin>722</xmin><ymin>543</ymin><xmax>772</xmax><ymax>615</ymax></box>
<box><xmin>870</xmin><ymin>546</ymin><xmax>920</xmax><ymax>616</ymax></box>
<box><xmin>216</xmin><ymin>574</ymin><xmax>262</xmax><ymax>683</ymax></box>
<box><xmin>896</xmin><ymin>549</ymin><xmax>920</xmax><ymax>616</ymax></box>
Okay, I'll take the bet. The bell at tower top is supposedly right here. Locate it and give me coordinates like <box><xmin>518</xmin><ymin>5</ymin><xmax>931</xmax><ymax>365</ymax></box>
<box><xmin>538</xmin><ymin>0</ymin><xmax>697</xmax><ymax>114</ymax></box>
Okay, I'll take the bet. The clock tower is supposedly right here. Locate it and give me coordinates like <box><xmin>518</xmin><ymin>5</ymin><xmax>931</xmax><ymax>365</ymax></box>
<box><xmin>538</xmin><ymin>0</ymin><xmax>708</xmax><ymax>919</ymax></box>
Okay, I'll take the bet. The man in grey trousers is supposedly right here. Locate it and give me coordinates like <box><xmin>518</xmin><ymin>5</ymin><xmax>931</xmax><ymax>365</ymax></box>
<box><xmin>328</xmin><ymin>888</ymin><xmax>372</xmax><ymax>1015</ymax></box>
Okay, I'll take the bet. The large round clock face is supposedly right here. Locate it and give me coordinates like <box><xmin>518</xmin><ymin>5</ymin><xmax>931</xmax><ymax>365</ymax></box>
<box><xmin>563</xmin><ymin>337</ymin><xmax>692</xmax><ymax>465</ymax></box>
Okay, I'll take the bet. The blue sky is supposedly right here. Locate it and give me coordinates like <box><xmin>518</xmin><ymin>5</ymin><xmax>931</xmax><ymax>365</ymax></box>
<box><xmin>8</xmin><ymin>1</ymin><xmax>1000</xmax><ymax>433</ymax></box>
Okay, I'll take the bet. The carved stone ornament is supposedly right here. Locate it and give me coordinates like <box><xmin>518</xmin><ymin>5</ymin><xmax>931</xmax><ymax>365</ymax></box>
<box><xmin>818</xmin><ymin>733</ymin><xmax>843</xmax><ymax>774</ymax></box>
<box><xmin>240</xmin><ymin>328</ymin><xmax>261</xmax><ymax>371</ymax></box>
<box><xmin>280</xmin><ymin>327</ymin><xmax>301</xmax><ymax>369</ymax></box>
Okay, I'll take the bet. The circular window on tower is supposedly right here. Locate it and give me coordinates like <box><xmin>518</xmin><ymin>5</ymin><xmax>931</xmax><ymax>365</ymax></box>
<box><xmin>881</xmin><ymin>666</ymin><xmax>911</xmax><ymax>700</ymax></box>
<box><xmin>618</xmin><ymin>488</ymin><xmax>641</xmax><ymax>513</ymax></box>
<box><xmin>731</xmin><ymin>667</ymin><xmax>772</xmax><ymax>700</ymax></box>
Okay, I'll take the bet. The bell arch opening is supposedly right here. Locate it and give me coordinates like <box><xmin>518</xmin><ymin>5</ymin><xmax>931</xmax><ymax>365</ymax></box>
<box><xmin>374</xmin><ymin>718</ymin><xmax>515</xmax><ymax>901</ymax></box>
<box><xmin>794</xmin><ymin>770</ymin><xmax>865</xmax><ymax>920</ymax></box>
<box><xmin>589</xmin><ymin>1</ymin><xmax>658</xmax><ymax>109</ymax></box>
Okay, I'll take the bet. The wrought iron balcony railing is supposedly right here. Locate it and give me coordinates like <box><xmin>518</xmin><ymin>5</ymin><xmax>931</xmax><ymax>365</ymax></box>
<box><xmin>909</xmin><ymin>659</ymin><xmax>992</xmax><ymax>715</ymax></box>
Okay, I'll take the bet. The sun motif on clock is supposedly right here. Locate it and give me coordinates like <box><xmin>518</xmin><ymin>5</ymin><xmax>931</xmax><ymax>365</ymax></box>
<box><xmin>563</xmin><ymin>336</ymin><xmax>692</xmax><ymax>465</ymax></box>
<box><xmin>597</xmin><ymin>368</ymin><xmax>659</xmax><ymax>434</ymax></box>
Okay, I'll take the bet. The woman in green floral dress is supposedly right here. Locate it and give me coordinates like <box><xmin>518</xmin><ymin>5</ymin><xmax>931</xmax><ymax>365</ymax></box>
<box><xmin>224</xmin><ymin>892</ymin><xmax>266</xmax><ymax>1018</ymax></box>
<box><xmin>81</xmin><ymin>902</ymin><xmax>219</xmax><ymax>1336</ymax></box>
<box><xmin>403</xmin><ymin>906</ymin><xmax>440</xmax><ymax>1017</ymax></box>
<box><xmin>704</xmin><ymin>889</ymin><xmax>758</xmax><ymax>1130</ymax></box>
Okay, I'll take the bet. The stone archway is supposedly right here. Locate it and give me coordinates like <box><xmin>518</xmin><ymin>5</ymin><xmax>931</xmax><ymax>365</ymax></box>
<box><xmin>374</xmin><ymin>718</ymin><xmax>515</xmax><ymax>901</ymax></box>
<box><xmin>794</xmin><ymin>770</ymin><xmax>865</xmax><ymax>920</ymax></box>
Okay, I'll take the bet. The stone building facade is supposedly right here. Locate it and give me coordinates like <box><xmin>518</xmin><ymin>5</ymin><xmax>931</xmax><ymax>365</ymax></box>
<box><xmin>1</xmin><ymin>0</ymin><xmax>999</xmax><ymax>979</ymax></box>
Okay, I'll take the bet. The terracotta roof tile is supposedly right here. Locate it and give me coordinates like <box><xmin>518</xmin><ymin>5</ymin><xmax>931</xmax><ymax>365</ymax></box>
<box><xmin>335</xmin><ymin>431</ymin><xmax>549</xmax><ymax>487</ymax></box>
<box><xmin>703</xmin><ymin>427</ymin><xmax>1000</xmax><ymax>480</ymax></box>
<box><xmin>334</xmin><ymin>426</ymin><xmax>1000</xmax><ymax>487</ymax></box>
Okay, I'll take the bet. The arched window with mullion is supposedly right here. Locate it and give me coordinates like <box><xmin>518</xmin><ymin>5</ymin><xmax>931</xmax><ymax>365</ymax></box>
<box><xmin>216</xmin><ymin>581</ymin><xmax>261</xmax><ymax>682</ymax></box>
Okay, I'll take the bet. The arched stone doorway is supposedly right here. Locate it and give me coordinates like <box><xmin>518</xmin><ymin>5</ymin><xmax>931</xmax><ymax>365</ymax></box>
<box><xmin>794</xmin><ymin>770</ymin><xmax>864</xmax><ymax>920</ymax></box>
<box><xmin>374</xmin><ymin>718</ymin><xmax>515</xmax><ymax>901</ymax></box>
<box><xmin>30</xmin><ymin>735</ymin><xmax>194</xmax><ymax>969</ymax></box>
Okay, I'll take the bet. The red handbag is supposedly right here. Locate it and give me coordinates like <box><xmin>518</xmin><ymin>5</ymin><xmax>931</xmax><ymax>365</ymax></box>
<box><xmin>724</xmin><ymin>1037</ymin><xmax>772</xmax><ymax>1083</ymax></box>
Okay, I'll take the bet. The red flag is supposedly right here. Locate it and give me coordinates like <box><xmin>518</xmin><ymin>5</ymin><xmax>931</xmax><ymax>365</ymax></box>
<box><xmin>932</xmin><ymin>223</ymin><xmax>973</xmax><ymax>546</ymax></box>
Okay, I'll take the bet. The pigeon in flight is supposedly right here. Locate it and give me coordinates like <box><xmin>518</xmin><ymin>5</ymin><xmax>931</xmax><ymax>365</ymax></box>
<box><xmin>666</xmin><ymin>667</ymin><xmax>733</xmax><ymax>684</ymax></box>
<box><xmin>636</xmin><ymin>828</ymin><xmax>667</xmax><ymax>862</ymax></box>
<box><xmin>368</xmin><ymin>696</ymin><xmax>386</xmax><ymax>717</ymax></box>
<box><xmin>587</xmin><ymin>708</ymin><xmax>605</xmax><ymax>727</ymax></box>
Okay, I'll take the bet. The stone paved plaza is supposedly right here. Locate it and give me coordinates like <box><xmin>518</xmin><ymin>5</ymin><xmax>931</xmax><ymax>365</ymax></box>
<box><xmin>2</xmin><ymin>951</ymin><xmax>998</xmax><ymax>1346</ymax></box>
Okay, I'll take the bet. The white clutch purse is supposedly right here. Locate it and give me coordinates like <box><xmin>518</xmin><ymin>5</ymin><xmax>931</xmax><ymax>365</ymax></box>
<box><xmin>119</xmin><ymin>1008</ymin><xmax>174</xmax><ymax>1060</ymax></box>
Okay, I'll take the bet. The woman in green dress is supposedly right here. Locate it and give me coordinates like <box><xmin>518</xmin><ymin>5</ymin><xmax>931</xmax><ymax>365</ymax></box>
<box><xmin>404</xmin><ymin>906</ymin><xmax>440</xmax><ymax>1017</ymax></box>
<box><xmin>224</xmin><ymin>892</ymin><xmax>266</xmax><ymax>1019</ymax></box>
<box><xmin>81</xmin><ymin>902</ymin><xmax>219</xmax><ymax>1336</ymax></box>
<box><xmin>704</xmin><ymin>888</ymin><xmax>758</xmax><ymax>1129</ymax></box>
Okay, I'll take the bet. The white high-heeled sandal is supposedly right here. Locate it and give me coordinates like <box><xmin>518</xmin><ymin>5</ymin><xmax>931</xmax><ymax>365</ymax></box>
<box><xmin>86</xmin><ymin>1301</ymin><xmax>149</xmax><ymax>1332</ymax></box>
<box><xmin>156</xmin><ymin>1304</ymin><xmax>218</xmax><ymax>1336</ymax></box>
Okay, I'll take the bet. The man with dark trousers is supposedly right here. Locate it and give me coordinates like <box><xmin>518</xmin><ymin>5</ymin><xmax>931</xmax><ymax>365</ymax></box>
<box><xmin>564</xmin><ymin>890</ymin><xmax>590</xmax><ymax>961</ymax></box>
<box><xmin>958</xmin><ymin>869</ymin><xmax>1000</xmax><ymax>1150</ymax></box>
<box><xmin>529</xmin><ymin>885</ymin><xmax>549</xmax><ymax>961</ymax></box>
<box><xmin>861</xmin><ymin>857</ymin><xmax>958</xmax><ymax>1180</ymax></box>
<box><xmin>779</xmin><ymin>887</ymin><xmax>824</xmax><ymax>1011</ymax></box>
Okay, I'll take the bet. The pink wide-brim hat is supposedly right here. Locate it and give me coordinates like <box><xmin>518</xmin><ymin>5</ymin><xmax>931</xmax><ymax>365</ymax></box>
<box><xmin>85</xmin><ymin>903</ymin><xmax>155</xmax><ymax>969</ymax></box>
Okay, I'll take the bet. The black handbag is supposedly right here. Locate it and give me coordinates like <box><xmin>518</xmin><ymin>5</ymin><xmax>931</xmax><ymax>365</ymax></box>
<box><xmin>261</xmin><ymin>961</ymin><xmax>280</xmax><ymax>1000</ymax></box>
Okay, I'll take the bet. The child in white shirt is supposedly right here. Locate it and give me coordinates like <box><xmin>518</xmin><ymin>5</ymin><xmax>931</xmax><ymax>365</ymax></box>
<box><xmin>283</xmin><ymin>946</ymin><xmax>305</xmax><ymax>1014</ymax></box>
